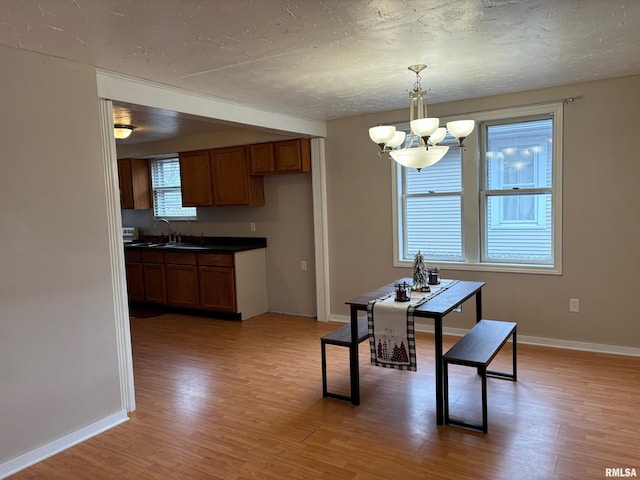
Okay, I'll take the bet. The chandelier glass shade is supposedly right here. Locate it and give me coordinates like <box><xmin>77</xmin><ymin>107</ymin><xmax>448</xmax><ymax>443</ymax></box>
<box><xmin>369</xmin><ymin>64</ymin><xmax>475</xmax><ymax>171</ymax></box>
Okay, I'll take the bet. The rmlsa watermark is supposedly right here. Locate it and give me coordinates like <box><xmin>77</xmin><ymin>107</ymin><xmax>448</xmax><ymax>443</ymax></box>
<box><xmin>605</xmin><ymin>468</ymin><xmax>637</xmax><ymax>478</ymax></box>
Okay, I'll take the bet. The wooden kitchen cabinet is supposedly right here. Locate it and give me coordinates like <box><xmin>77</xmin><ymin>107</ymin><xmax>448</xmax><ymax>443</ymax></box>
<box><xmin>142</xmin><ymin>251</ymin><xmax>166</xmax><ymax>304</ymax></box>
<box><xmin>210</xmin><ymin>146</ymin><xmax>265</xmax><ymax>206</ymax></box>
<box><xmin>124</xmin><ymin>246</ymin><xmax>267</xmax><ymax>319</ymax></box>
<box><xmin>118</xmin><ymin>158</ymin><xmax>152</xmax><ymax>209</ymax></box>
<box><xmin>179</xmin><ymin>150</ymin><xmax>213</xmax><ymax>206</ymax></box>
<box><xmin>165</xmin><ymin>252</ymin><xmax>199</xmax><ymax>308</ymax></box>
<box><xmin>249</xmin><ymin>138</ymin><xmax>311</xmax><ymax>175</ymax></box>
<box><xmin>248</xmin><ymin>142</ymin><xmax>276</xmax><ymax>174</ymax></box>
<box><xmin>178</xmin><ymin>146</ymin><xmax>264</xmax><ymax>207</ymax></box>
<box><xmin>198</xmin><ymin>253</ymin><xmax>236</xmax><ymax>312</ymax></box>
<box><xmin>124</xmin><ymin>250</ymin><xmax>145</xmax><ymax>302</ymax></box>
<box><xmin>275</xmin><ymin>139</ymin><xmax>311</xmax><ymax>173</ymax></box>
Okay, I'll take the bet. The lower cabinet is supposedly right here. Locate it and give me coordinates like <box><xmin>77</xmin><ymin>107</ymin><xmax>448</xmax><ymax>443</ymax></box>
<box><xmin>142</xmin><ymin>251</ymin><xmax>166</xmax><ymax>304</ymax></box>
<box><xmin>166</xmin><ymin>253</ymin><xmax>199</xmax><ymax>308</ymax></box>
<box><xmin>125</xmin><ymin>247</ymin><xmax>267</xmax><ymax>319</ymax></box>
<box><xmin>124</xmin><ymin>250</ymin><xmax>145</xmax><ymax>302</ymax></box>
<box><xmin>199</xmin><ymin>266</ymin><xmax>236</xmax><ymax>312</ymax></box>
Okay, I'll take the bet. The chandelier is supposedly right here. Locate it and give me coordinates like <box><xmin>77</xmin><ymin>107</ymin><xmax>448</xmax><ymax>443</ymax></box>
<box><xmin>369</xmin><ymin>64</ymin><xmax>475</xmax><ymax>171</ymax></box>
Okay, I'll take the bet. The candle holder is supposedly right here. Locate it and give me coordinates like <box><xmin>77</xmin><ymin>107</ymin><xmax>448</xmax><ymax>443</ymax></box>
<box><xmin>394</xmin><ymin>281</ymin><xmax>412</xmax><ymax>302</ymax></box>
<box><xmin>428</xmin><ymin>267</ymin><xmax>441</xmax><ymax>285</ymax></box>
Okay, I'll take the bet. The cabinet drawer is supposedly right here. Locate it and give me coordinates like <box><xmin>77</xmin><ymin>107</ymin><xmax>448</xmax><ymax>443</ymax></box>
<box><xmin>198</xmin><ymin>253</ymin><xmax>234</xmax><ymax>267</ymax></box>
<box><xmin>164</xmin><ymin>252</ymin><xmax>197</xmax><ymax>265</ymax></box>
<box><xmin>125</xmin><ymin>250</ymin><xmax>142</xmax><ymax>262</ymax></box>
<box><xmin>142</xmin><ymin>250</ymin><xmax>164</xmax><ymax>264</ymax></box>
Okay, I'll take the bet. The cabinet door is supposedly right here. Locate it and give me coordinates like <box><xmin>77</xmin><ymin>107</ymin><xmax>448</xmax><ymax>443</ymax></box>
<box><xmin>125</xmin><ymin>262</ymin><xmax>145</xmax><ymax>302</ymax></box>
<box><xmin>143</xmin><ymin>263</ymin><xmax>166</xmax><ymax>304</ymax></box>
<box><xmin>199</xmin><ymin>266</ymin><xmax>236</xmax><ymax>312</ymax></box>
<box><xmin>210</xmin><ymin>146</ymin><xmax>264</xmax><ymax>206</ymax></box>
<box><xmin>118</xmin><ymin>158</ymin><xmax>152</xmax><ymax>209</ymax></box>
<box><xmin>249</xmin><ymin>142</ymin><xmax>276</xmax><ymax>174</ymax></box>
<box><xmin>118</xmin><ymin>159</ymin><xmax>134</xmax><ymax>209</ymax></box>
<box><xmin>274</xmin><ymin>139</ymin><xmax>311</xmax><ymax>173</ymax></box>
<box><xmin>166</xmin><ymin>264</ymin><xmax>199</xmax><ymax>308</ymax></box>
<box><xmin>179</xmin><ymin>150</ymin><xmax>213</xmax><ymax>206</ymax></box>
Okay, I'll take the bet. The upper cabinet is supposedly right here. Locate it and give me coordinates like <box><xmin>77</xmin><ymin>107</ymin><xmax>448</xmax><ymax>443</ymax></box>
<box><xmin>118</xmin><ymin>158</ymin><xmax>151</xmax><ymax>210</ymax></box>
<box><xmin>179</xmin><ymin>146</ymin><xmax>265</xmax><ymax>207</ymax></box>
<box><xmin>210</xmin><ymin>146</ymin><xmax>264</xmax><ymax>206</ymax></box>
<box><xmin>249</xmin><ymin>138</ymin><xmax>311</xmax><ymax>175</ymax></box>
<box><xmin>179</xmin><ymin>150</ymin><xmax>213</xmax><ymax>207</ymax></box>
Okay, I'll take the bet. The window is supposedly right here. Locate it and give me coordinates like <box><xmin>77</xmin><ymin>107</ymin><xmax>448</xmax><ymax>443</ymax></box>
<box><xmin>150</xmin><ymin>157</ymin><xmax>197</xmax><ymax>220</ymax></box>
<box><xmin>394</xmin><ymin>103</ymin><xmax>563</xmax><ymax>273</ymax></box>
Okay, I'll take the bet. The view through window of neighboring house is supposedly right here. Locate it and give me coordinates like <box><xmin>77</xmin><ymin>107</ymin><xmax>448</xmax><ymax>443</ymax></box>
<box><xmin>150</xmin><ymin>157</ymin><xmax>196</xmax><ymax>220</ymax></box>
<box><xmin>482</xmin><ymin>118</ymin><xmax>553</xmax><ymax>264</ymax></box>
<box><xmin>395</xmin><ymin>103</ymin><xmax>562</xmax><ymax>273</ymax></box>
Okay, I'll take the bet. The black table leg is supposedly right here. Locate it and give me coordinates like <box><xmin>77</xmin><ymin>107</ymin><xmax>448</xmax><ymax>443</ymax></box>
<box><xmin>434</xmin><ymin>315</ymin><xmax>444</xmax><ymax>424</ymax></box>
<box><xmin>349</xmin><ymin>305</ymin><xmax>361</xmax><ymax>405</ymax></box>
<box><xmin>475</xmin><ymin>289</ymin><xmax>483</xmax><ymax>323</ymax></box>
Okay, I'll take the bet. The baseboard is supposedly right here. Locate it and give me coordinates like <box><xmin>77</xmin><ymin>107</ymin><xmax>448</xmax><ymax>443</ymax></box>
<box><xmin>328</xmin><ymin>314</ymin><xmax>640</xmax><ymax>357</ymax></box>
<box><xmin>0</xmin><ymin>410</ymin><xmax>128</xmax><ymax>479</ymax></box>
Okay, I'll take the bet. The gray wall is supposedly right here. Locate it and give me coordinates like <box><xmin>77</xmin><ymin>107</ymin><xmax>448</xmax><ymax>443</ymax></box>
<box><xmin>0</xmin><ymin>47</ymin><xmax>123</xmax><ymax>463</ymax></box>
<box><xmin>325</xmin><ymin>75</ymin><xmax>640</xmax><ymax>349</ymax></box>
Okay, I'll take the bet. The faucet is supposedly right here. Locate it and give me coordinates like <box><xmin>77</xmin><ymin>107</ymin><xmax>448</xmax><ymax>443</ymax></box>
<box><xmin>156</xmin><ymin>218</ymin><xmax>173</xmax><ymax>243</ymax></box>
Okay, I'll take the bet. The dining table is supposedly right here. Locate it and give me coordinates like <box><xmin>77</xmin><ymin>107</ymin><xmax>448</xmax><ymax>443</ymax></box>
<box><xmin>344</xmin><ymin>277</ymin><xmax>485</xmax><ymax>425</ymax></box>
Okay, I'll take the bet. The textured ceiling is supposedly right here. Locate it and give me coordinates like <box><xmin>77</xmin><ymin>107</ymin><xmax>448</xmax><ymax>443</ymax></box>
<box><xmin>2</xmin><ymin>0</ymin><xmax>640</xmax><ymax>144</ymax></box>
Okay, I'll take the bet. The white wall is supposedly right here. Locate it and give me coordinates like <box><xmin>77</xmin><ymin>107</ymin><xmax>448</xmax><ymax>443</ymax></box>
<box><xmin>0</xmin><ymin>46</ymin><xmax>124</xmax><ymax>465</ymax></box>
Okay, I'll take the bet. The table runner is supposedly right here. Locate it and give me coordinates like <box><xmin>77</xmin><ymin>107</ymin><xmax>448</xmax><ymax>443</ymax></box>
<box><xmin>367</xmin><ymin>280</ymin><xmax>458</xmax><ymax>371</ymax></box>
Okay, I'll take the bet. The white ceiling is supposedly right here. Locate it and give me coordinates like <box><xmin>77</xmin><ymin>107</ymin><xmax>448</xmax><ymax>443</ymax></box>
<box><xmin>2</xmin><ymin>0</ymin><xmax>640</xmax><ymax>145</ymax></box>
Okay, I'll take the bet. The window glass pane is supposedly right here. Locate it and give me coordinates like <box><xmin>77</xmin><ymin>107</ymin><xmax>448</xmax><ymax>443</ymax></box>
<box><xmin>405</xmin><ymin>196</ymin><xmax>462</xmax><ymax>261</ymax></box>
<box><xmin>484</xmin><ymin>193</ymin><xmax>552</xmax><ymax>263</ymax></box>
<box><xmin>150</xmin><ymin>158</ymin><xmax>196</xmax><ymax>219</ymax></box>
<box><xmin>486</xmin><ymin>119</ymin><xmax>552</xmax><ymax>190</ymax></box>
<box><xmin>405</xmin><ymin>151</ymin><xmax>461</xmax><ymax>194</ymax></box>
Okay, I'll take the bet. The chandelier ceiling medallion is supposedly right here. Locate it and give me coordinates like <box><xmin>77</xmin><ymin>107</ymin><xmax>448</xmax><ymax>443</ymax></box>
<box><xmin>369</xmin><ymin>64</ymin><xmax>475</xmax><ymax>171</ymax></box>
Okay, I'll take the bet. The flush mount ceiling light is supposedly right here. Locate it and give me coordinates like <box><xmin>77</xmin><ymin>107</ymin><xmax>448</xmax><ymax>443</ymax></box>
<box><xmin>369</xmin><ymin>64</ymin><xmax>475</xmax><ymax>171</ymax></box>
<box><xmin>114</xmin><ymin>124</ymin><xmax>135</xmax><ymax>139</ymax></box>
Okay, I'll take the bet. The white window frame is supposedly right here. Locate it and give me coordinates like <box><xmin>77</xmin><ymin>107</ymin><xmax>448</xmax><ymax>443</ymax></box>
<box><xmin>149</xmin><ymin>156</ymin><xmax>197</xmax><ymax>221</ymax></box>
<box><xmin>392</xmin><ymin>102</ymin><xmax>563</xmax><ymax>274</ymax></box>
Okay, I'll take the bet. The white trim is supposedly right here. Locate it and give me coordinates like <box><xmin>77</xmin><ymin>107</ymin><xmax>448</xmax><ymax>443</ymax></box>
<box><xmin>311</xmin><ymin>138</ymin><xmax>330</xmax><ymax>322</ymax></box>
<box><xmin>98</xmin><ymin>99</ymin><xmax>136</xmax><ymax>412</ymax></box>
<box><xmin>96</xmin><ymin>69</ymin><xmax>326</xmax><ymax>138</ymax></box>
<box><xmin>328</xmin><ymin>314</ymin><xmax>640</xmax><ymax>357</ymax></box>
<box><xmin>0</xmin><ymin>410</ymin><xmax>128</xmax><ymax>479</ymax></box>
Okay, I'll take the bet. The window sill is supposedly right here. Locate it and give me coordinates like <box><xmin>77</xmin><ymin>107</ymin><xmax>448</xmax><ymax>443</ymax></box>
<box><xmin>394</xmin><ymin>260</ymin><xmax>561</xmax><ymax>275</ymax></box>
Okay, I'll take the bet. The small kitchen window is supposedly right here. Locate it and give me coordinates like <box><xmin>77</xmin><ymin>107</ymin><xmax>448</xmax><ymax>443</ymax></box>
<box><xmin>150</xmin><ymin>157</ymin><xmax>197</xmax><ymax>220</ymax></box>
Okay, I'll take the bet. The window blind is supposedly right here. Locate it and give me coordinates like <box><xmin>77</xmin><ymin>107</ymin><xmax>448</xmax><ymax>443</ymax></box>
<box><xmin>150</xmin><ymin>158</ymin><xmax>197</xmax><ymax>219</ymax></box>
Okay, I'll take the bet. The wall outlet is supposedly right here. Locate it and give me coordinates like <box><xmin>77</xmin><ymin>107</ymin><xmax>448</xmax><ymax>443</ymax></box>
<box><xmin>569</xmin><ymin>298</ymin><xmax>580</xmax><ymax>312</ymax></box>
<box><xmin>301</xmin><ymin>260</ymin><xmax>307</xmax><ymax>271</ymax></box>
<box><xmin>250</xmin><ymin>222</ymin><xmax>256</xmax><ymax>232</ymax></box>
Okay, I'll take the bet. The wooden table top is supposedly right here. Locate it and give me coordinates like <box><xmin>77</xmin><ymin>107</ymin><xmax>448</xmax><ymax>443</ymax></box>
<box><xmin>345</xmin><ymin>278</ymin><xmax>485</xmax><ymax>316</ymax></box>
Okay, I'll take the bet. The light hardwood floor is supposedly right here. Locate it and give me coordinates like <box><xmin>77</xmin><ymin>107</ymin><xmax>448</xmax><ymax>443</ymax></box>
<box><xmin>11</xmin><ymin>312</ymin><xmax>640</xmax><ymax>479</ymax></box>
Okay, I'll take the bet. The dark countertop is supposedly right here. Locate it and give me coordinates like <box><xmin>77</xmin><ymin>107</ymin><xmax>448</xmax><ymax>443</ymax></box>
<box><xmin>124</xmin><ymin>236</ymin><xmax>267</xmax><ymax>253</ymax></box>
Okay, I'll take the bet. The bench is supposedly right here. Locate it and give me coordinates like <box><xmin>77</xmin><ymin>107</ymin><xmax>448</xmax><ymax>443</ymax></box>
<box><xmin>443</xmin><ymin>319</ymin><xmax>517</xmax><ymax>433</ymax></box>
<box><xmin>321</xmin><ymin>316</ymin><xmax>369</xmax><ymax>401</ymax></box>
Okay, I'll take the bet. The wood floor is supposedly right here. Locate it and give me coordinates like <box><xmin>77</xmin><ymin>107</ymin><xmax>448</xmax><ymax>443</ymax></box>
<box><xmin>11</xmin><ymin>312</ymin><xmax>640</xmax><ymax>479</ymax></box>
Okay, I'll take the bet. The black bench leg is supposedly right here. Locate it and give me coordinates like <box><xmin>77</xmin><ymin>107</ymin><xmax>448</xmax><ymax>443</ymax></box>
<box><xmin>512</xmin><ymin>327</ymin><xmax>517</xmax><ymax>381</ymax></box>
<box><xmin>321</xmin><ymin>340</ymin><xmax>328</xmax><ymax>397</ymax></box>
<box><xmin>444</xmin><ymin>360</ymin><xmax>450</xmax><ymax>425</ymax></box>
<box><xmin>480</xmin><ymin>365</ymin><xmax>488</xmax><ymax>434</ymax></box>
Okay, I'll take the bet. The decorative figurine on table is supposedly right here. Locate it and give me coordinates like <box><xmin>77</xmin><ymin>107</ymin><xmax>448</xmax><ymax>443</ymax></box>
<box><xmin>428</xmin><ymin>267</ymin><xmax>441</xmax><ymax>285</ymax></box>
<box><xmin>394</xmin><ymin>281</ymin><xmax>411</xmax><ymax>302</ymax></box>
<box><xmin>412</xmin><ymin>251</ymin><xmax>430</xmax><ymax>292</ymax></box>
